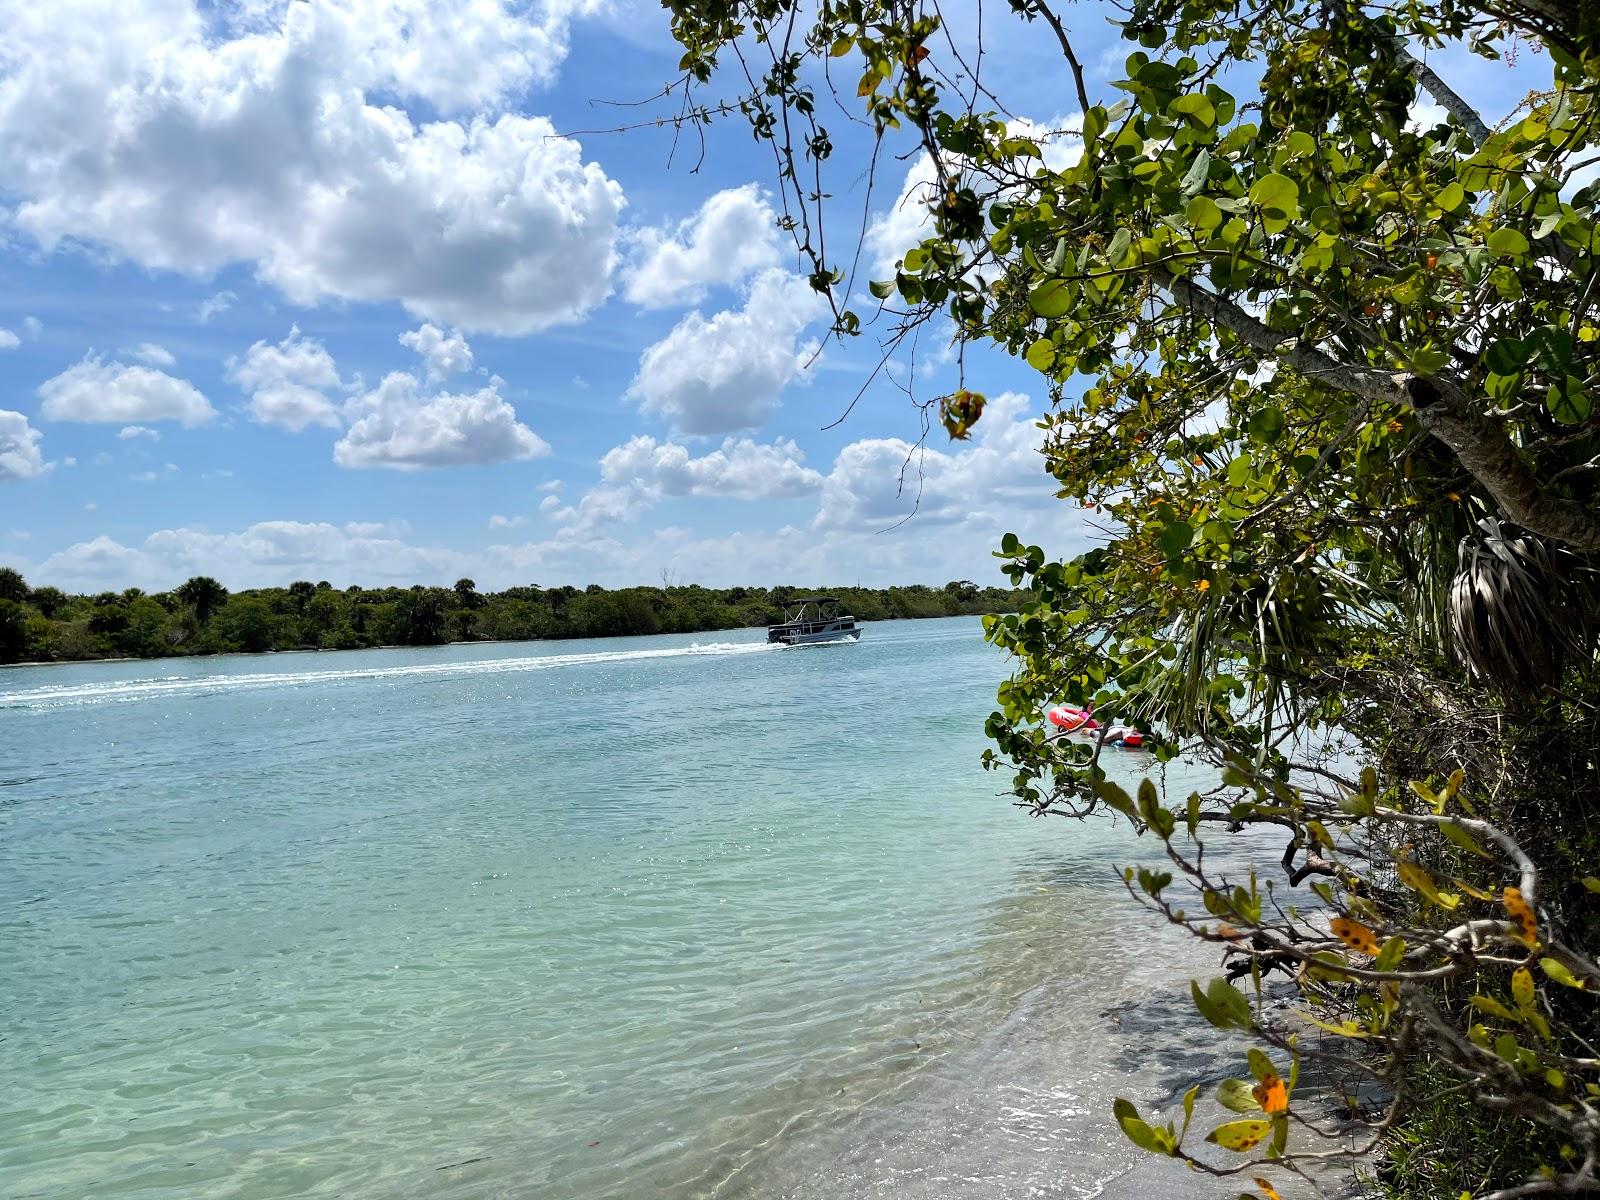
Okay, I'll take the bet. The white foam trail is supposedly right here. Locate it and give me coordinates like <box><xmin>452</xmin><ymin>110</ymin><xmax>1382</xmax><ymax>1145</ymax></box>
<box><xmin>0</xmin><ymin>640</ymin><xmax>783</xmax><ymax>710</ymax></box>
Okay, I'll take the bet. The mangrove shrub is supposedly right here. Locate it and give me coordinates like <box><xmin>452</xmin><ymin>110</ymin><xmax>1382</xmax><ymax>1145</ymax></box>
<box><xmin>665</xmin><ymin>0</ymin><xmax>1600</xmax><ymax>1194</ymax></box>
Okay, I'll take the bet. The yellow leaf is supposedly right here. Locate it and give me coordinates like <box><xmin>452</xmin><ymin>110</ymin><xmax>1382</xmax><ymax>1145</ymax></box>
<box><xmin>1255</xmin><ymin>1179</ymin><xmax>1284</xmax><ymax>1200</ymax></box>
<box><xmin>1206</xmin><ymin>1118</ymin><xmax>1272</xmax><ymax>1152</ymax></box>
<box><xmin>1330</xmin><ymin>915</ymin><xmax>1382</xmax><ymax>955</ymax></box>
<box><xmin>1450</xmin><ymin>876</ymin><xmax>1497</xmax><ymax>902</ymax></box>
<box><xmin>1503</xmin><ymin>886</ymin><xmax>1539</xmax><ymax>945</ymax></box>
<box><xmin>1397</xmin><ymin>861</ymin><xmax>1460</xmax><ymax>910</ymax></box>
<box><xmin>1512</xmin><ymin>966</ymin><xmax>1536</xmax><ymax>1013</ymax></box>
<box><xmin>1541</xmin><ymin>957</ymin><xmax>1586</xmax><ymax>989</ymax></box>
<box><xmin>1301</xmin><ymin>1014</ymin><xmax>1371</xmax><ymax>1039</ymax></box>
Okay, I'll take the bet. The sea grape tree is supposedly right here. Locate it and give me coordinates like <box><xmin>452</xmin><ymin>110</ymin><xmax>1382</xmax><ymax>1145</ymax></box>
<box><xmin>668</xmin><ymin>0</ymin><xmax>1600</xmax><ymax>1192</ymax></box>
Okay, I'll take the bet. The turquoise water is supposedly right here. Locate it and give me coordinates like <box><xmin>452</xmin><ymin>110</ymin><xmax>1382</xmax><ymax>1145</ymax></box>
<box><xmin>1</xmin><ymin>617</ymin><xmax>1238</xmax><ymax>1199</ymax></box>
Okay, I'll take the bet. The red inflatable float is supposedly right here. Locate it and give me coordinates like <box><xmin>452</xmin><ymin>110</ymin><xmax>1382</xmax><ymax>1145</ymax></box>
<box><xmin>1045</xmin><ymin>706</ymin><xmax>1145</xmax><ymax>748</ymax></box>
<box><xmin>1046</xmin><ymin>705</ymin><xmax>1097</xmax><ymax>732</ymax></box>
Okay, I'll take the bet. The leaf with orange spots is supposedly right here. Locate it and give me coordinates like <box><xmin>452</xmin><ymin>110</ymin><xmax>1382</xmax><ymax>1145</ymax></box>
<box><xmin>1253</xmin><ymin>1074</ymin><xmax>1289</xmax><ymax>1115</ymax></box>
<box><xmin>1205</xmin><ymin>1118</ymin><xmax>1272</xmax><ymax>1152</ymax></box>
<box><xmin>1255</xmin><ymin>1178</ymin><xmax>1284</xmax><ymax>1200</ymax></box>
<box><xmin>1330</xmin><ymin>915</ymin><xmax>1382</xmax><ymax>955</ymax></box>
<box><xmin>1503</xmin><ymin>887</ymin><xmax>1539</xmax><ymax>945</ymax></box>
<box><xmin>1512</xmin><ymin>966</ymin><xmax>1536</xmax><ymax>1013</ymax></box>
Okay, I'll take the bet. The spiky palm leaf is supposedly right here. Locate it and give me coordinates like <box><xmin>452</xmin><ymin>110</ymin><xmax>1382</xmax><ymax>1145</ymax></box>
<box><xmin>1449</xmin><ymin>518</ymin><xmax>1577</xmax><ymax>697</ymax></box>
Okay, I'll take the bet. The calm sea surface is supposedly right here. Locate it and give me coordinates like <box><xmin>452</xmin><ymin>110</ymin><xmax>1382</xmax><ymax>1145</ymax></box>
<box><xmin>1</xmin><ymin>617</ymin><xmax>1246</xmax><ymax>1199</ymax></box>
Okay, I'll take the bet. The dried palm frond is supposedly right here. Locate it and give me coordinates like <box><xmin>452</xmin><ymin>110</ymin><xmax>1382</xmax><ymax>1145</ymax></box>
<box><xmin>1449</xmin><ymin>517</ymin><xmax>1577</xmax><ymax>697</ymax></box>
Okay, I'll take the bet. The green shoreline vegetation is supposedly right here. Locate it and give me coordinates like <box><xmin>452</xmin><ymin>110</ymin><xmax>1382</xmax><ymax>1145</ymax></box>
<box><xmin>0</xmin><ymin>566</ymin><xmax>1020</xmax><ymax>664</ymax></box>
<box><xmin>668</xmin><ymin>0</ymin><xmax>1600</xmax><ymax>1194</ymax></box>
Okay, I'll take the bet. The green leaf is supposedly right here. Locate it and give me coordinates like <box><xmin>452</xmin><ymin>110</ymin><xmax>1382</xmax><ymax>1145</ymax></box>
<box><xmin>1373</xmin><ymin>936</ymin><xmax>1407</xmax><ymax>972</ymax></box>
<box><xmin>1217</xmin><ymin>1078</ymin><xmax>1261</xmax><ymax>1112</ymax></box>
<box><xmin>1246</xmin><ymin>1048</ymin><xmax>1276</xmax><ymax>1081</ymax></box>
<box><xmin>1181</xmin><ymin>149</ymin><xmax>1213</xmax><ymax>195</ymax></box>
<box><xmin>1486</xmin><ymin>227</ymin><xmax>1530</xmax><ymax>257</ymax></box>
<box><xmin>1245</xmin><ymin>406</ymin><xmax>1285</xmax><ymax>444</ymax></box>
<box><xmin>1029</xmin><ymin>279</ymin><xmax>1073</xmax><ymax>318</ymax></box>
<box><xmin>1186</xmin><ymin>195</ymin><xmax>1223</xmax><ymax>231</ymax></box>
<box><xmin>1547</xmin><ymin>378</ymin><xmax>1592</xmax><ymax>425</ymax></box>
<box><xmin>1105</xmin><ymin>227</ymin><xmax>1132</xmax><ymax>267</ymax></box>
<box><xmin>1025</xmin><ymin>339</ymin><xmax>1057</xmax><ymax>371</ymax></box>
<box><xmin>1093</xmin><ymin>777</ymin><xmax>1138</xmax><ymax>820</ymax></box>
<box><xmin>1530</xmin><ymin>326</ymin><xmax>1574</xmax><ymax>373</ymax></box>
<box><xmin>1283</xmin><ymin>130</ymin><xmax>1315</xmax><ymax>159</ymax></box>
<box><xmin>1159</xmin><ymin>520</ymin><xmax>1194</xmax><ymax>558</ymax></box>
<box><xmin>868</xmin><ymin>279</ymin><xmax>895</xmax><ymax>300</ymax></box>
<box><xmin>1484</xmin><ymin>340</ymin><xmax>1526</xmax><ymax>375</ymax></box>
<box><xmin>1247</xmin><ymin>173</ymin><xmax>1300</xmax><ymax>225</ymax></box>
<box><xmin>1113</xmin><ymin>1098</ymin><xmax>1169</xmax><ymax>1155</ymax></box>
<box><xmin>1172</xmin><ymin>93</ymin><xmax>1216</xmax><ymax>127</ymax></box>
<box><xmin>1191</xmin><ymin>977</ymin><xmax>1252</xmax><ymax>1029</ymax></box>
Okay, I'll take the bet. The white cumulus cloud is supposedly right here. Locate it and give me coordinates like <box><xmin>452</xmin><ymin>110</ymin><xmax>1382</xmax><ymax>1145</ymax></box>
<box><xmin>228</xmin><ymin>326</ymin><xmax>343</xmax><ymax>431</ymax></box>
<box><xmin>38</xmin><ymin>356</ymin><xmax>215</xmax><ymax>426</ymax></box>
<box><xmin>815</xmin><ymin>391</ymin><xmax>1048</xmax><ymax>531</ymax></box>
<box><xmin>599</xmin><ymin>435</ymin><xmax>823</xmax><ymax>500</ymax></box>
<box><xmin>0</xmin><ymin>328</ymin><xmax>19</xmax><ymax>350</ymax></box>
<box><xmin>547</xmin><ymin>435</ymin><xmax>822</xmax><ymax>536</ymax></box>
<box><xmin>399</xmin><ymin>323</ymin><xmax>474</xmax><ymax>379</ymax></box>
<box><xmin>488</xmin><ymin>513</ymin><xmax>529</xmax><ymax>529</ymax></box>
<box><xmin>36</xmin><ymin>520</ymin><xmax>469</xmax><ymax>591</ymax></box>
<box><xmin>0</xmin><ymin>0</ymin><xmax>624</xmax><ymax>335</ymax></box>
<box><xmin>118</xmin><ymin>425</ymin><xmax>160</xmax><ymax>441</ymax></box>
<box><xmin>0</xmin><ymin>410</ymin><xmax>50</xmax><ymax>481</ymax></box>
<box><xmin>623</xmin><ymin>184</ymin><xmax>781</xmax><ymax>308</ymax></box>
<box><xmin>335</xmin><ymin>372</ymin><xmax>549</xmax><ymax>469</ymax></box>
<box><xmin>628</xmin><ymin>269</ymin><xmax>825</xmax><ymax>436</ymax></box>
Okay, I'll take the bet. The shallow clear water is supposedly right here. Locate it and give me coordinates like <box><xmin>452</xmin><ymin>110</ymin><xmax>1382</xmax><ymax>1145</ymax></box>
<box><xmin>1</xmin><ymin>617</ymin><xmax>1244</xmax><ymax>1199</ymax></box>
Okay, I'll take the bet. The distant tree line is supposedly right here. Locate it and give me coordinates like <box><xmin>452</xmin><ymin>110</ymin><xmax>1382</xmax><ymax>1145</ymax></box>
<box><xmin>0</xmin><ymin>566</ymin><xmax>1020</xmax><ymax>663</ymax></box>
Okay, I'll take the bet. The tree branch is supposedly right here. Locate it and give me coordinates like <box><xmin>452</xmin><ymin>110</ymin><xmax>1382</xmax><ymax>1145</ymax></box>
<box><xmin>1160</xmin><ymin>269</ymin><xmax>1600</xmax><ymax>553</ymax></box>
<box><xmin>1400</xmin><ymin>48</ymin><xmax>1491</xmax><ymax>146</ymax></box>
<box><xmin>1032</xmin><ymin>2</ymin><xmax>1092</xmax><ymax>115</ymax></box>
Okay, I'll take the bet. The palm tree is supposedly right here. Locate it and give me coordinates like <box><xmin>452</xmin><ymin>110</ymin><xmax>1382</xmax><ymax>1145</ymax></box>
<box><xmin>176</xmin><ymin>575</ymin><xmax>228</xmax><ymax>624</ymax></box>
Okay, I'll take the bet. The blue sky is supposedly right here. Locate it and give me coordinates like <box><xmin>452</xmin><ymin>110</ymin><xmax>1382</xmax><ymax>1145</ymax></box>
<box><xmin>0</xmin><ymin>0</ymin><xmax>1544</xmax><ymax>591</ymax></box>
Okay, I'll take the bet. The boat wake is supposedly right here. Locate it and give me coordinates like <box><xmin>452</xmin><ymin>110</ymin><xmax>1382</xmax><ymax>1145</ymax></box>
<box><xmin>0</xmin><ymin>640</ymin><xmax>782</xmax><ymax>710</ymax></box>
